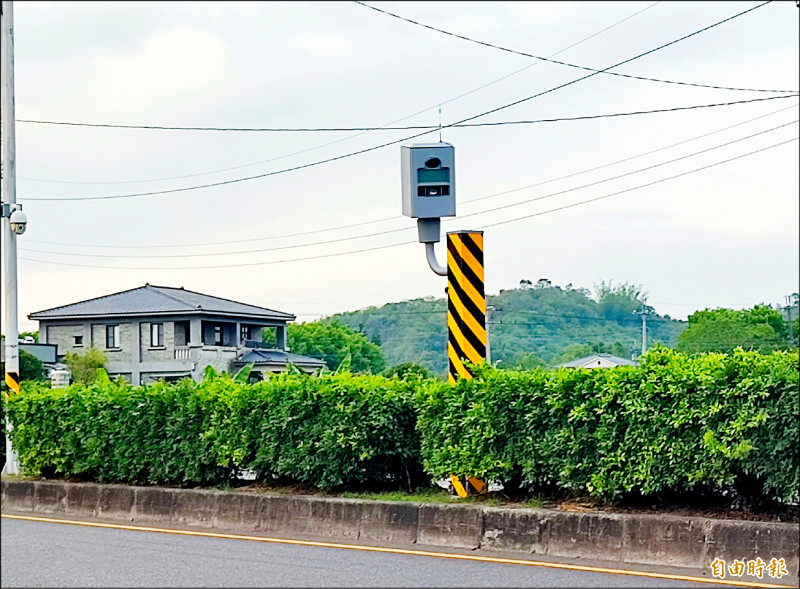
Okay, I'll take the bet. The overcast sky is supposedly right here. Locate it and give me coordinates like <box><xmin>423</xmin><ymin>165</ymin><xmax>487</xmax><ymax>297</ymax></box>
<box><xmin>2</xmin><ymin>0</ymin><xmax>798</xmax><ymax>334</ymax></box>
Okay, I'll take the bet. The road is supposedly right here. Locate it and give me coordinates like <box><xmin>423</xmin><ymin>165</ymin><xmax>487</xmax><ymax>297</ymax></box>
<box><xmin>0</xmin><ymin>515</ymin><xmax>766</xmax><ymax>588</ymax></box>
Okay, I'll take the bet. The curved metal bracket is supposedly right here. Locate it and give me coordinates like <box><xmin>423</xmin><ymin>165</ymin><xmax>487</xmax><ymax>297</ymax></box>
<box><xmin>425</xmin><ymin>242</ymin><xmax>447</xmax><ymax>276</ymax></box>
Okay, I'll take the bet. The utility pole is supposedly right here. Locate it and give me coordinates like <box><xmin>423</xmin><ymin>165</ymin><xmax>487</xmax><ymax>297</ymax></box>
<box><xmin>640</xmin><ymin>300</ymin><xmax>647</xmax><ymax>356</ymax></box>
<box><xmin>2</xmin><ymin>0</ymin><xmax>21</xmax><ymax>475</ymax></box>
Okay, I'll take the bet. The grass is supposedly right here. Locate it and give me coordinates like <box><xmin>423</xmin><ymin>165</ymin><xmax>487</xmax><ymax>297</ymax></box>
<box><xmin>340</xmin><ymin>487</ymin><xmax>506</xmax><ymax>506</ymax></box>
<box><xmin>340</xmin><ymin>487</ymin><xmax>455</xmax><ymax>503</ymax></box>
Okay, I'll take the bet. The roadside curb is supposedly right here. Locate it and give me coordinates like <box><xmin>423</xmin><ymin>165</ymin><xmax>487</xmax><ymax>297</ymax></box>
<box><xmin>2</xmin><ymin>479</ymin><xmax>797</xmax><ymax>583</ymax></box>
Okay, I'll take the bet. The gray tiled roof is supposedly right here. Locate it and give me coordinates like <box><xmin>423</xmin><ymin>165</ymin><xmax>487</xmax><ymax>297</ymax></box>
<box><xmin>29</xmin><ymin>284</ymin><xmax>295</xmax><ymax>321</ymax></box>
<box><xmin>558</xmin><ymin>353</ymin><xmax>639</xmax><ymax>368</ymax></box>
<box><xmin>235</xmin><ymin>348</ymin><xmax>326</xmax><ymax>368</ymax></box>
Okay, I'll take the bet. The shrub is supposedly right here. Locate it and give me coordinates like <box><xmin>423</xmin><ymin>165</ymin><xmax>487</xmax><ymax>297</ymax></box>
<box><xmin>63</xmin><ymin>347</ymin><xmax>107</xmax><ymax>385</ymax></box>
<box><xmin>5</xmin><ymin>347</ymin><xmax>797</xmax><ymax>505</ymax></box>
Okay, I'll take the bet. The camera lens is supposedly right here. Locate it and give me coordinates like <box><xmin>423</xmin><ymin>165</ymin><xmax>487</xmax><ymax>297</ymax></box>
<box><xmin>425</xmin><ymin>157</ymin><xmax>441</xmax><ymax>168</ymax></box>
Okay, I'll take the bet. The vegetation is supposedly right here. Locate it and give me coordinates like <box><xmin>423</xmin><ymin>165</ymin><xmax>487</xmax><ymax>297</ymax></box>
<box><xmin>676</xmin><ymin>305</ymin><xmax>794</xmax><ymax>354</ymax></box>
<box><xmin>280</xmin><ymin>319</ymin><xmax>387</xmax><ymax>374</ymax></box>
<box><xmin>5</xmin><ymin>347</ymin><xmax>797</xmax><ymax>509</ymax></box>
<box><xmin>416</xmin><ymin>347</ymin><xmax>798</xmax><ymax>507</ymax></box>
<box><xmin>335</xmin><ymin>281</ymin><xmax>685</xmax><ymax>375</ymax></box>
<box><xmin>1</xmin><ymin>350</ymin><xmax>46</xmax><ymax>383</ymax></box>
<box><xmin>63</xmin><ymin>347</ymin><xmax>107</xmax><ymax>385</ymax></box>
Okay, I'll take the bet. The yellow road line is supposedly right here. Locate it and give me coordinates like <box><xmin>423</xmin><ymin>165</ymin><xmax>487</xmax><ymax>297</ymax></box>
<box><xmin>2</xmin><ymin>513</ymin><xmax>792</xmax><ymax>588</ymax></box>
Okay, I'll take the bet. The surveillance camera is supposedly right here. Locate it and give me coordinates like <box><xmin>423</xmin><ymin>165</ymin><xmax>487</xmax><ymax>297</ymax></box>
<box><xmin>9</xmin><ymin>208</ymin><xmax>27</xmax><ymax>235</ymax></box>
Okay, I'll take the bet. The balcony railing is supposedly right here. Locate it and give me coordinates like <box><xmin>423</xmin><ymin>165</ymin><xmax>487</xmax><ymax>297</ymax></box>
<box><xmin>174</xmin><ymin>347</ymin><xmax>191</xmax><ymax>360</ymax></box>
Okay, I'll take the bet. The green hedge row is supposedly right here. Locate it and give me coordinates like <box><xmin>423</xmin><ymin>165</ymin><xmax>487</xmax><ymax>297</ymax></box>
<box><xmin>418</xmin><ymin>347</ymin><xmax>798</xmax><ymax>503</ymax></box>
<box><xmin>5</xmin><ymin>347</ymin><xmax>798</xmax><ymax>504</ymax></box>
<box><xmin>6</xmin><ymin>372</ymin><xmax>422</xmax><ymax>490</ymax></box>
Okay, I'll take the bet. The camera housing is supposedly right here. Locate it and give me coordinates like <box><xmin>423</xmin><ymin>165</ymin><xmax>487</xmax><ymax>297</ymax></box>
<box><xmin>9</xmin><ymin>208</ymin><xmax>27</xmax><ymax>235</ymax></box>
<box><xmin>401</xmin><ymin>142</ymin><xmax>455</xmax><ymax>219</ymax></box>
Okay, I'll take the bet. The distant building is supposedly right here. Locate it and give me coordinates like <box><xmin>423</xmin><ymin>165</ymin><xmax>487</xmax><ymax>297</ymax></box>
<box><xmin>29</xmin><ymin>284</ymin><xmax>325</xmax><ymax>384</ymax></box>
<box><xmin>0</xmin><ymin>339</ymin><xmax>58</xmax><ymax>374</ymax></box>
<box><xmin>556</xmin><ymin>353</ymin><xmax>639</xmax><ymax>369</ymax></box>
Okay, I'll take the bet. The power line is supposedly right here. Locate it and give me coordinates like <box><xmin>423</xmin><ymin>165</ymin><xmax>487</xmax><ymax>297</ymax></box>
<box><xmin>20</xmin><ymin>119</ymin><xmax>795</xmax><ymax>260</ymax></box>
<box><xmin>25</xmin><ymin>102</ymin><xmax>798</xmax><ymax>250</ymax></box>
<box><xmin>20</xmin><ymin>4</ymin><xmax>771</xmax><ymax>203</ymax></box>
<box><xmin>478</xmin><ymin>137</ymin><xmax>798</xmax><ymax>231</ymax></box>
<box><xmin>18</xmin><ymin>136</ymin><xmax>797</xmax><ymax>270</ymax></box>
<box><xmin>354</xmin><ymin>1</ymin><xmax>792</xmax><ymax>94</ymax></box>
<box><xmin>457</xmin><ymin>119</ymin><xmax>798</xmax><ymax>221</ymax></box>
<box><xmin>17</xmin><ymin>1</ymin><xmax>662</xmax><ymax>187</ymax></box>
<box><xmin>18</xmin><ymin>96</ymin><xmax>793</xmax><ymax>132</ymax></box>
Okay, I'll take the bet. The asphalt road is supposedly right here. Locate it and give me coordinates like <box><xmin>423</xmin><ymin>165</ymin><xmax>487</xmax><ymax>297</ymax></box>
<box><xmin>0</xmin><ymin>516</ymin><xmax>752</xmax><ymax>588</ymax></box>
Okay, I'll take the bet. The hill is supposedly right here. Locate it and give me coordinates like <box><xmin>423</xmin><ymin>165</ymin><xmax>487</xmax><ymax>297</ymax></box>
<box><xmin>334</xmin><ymin>280</ymin><xmax>686</xmax><ymax>375</ymax></box>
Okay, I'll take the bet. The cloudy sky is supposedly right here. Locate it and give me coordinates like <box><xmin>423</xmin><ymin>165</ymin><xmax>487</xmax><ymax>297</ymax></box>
<box><xmin>2</xmin><ymin>0</ymin><xmax>798</xmax><ymax>334</ymax></box>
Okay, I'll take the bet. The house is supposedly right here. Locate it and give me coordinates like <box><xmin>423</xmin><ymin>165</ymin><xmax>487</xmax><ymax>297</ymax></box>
<box><xmin>555</xmin><ymin>353</ymin><xmax>639</xmax><ymax>369</ymax></box>
<box><xmin>29</xmin><ymin>284</ymin><xmax>325</xmax><ymax>384</ymax></box>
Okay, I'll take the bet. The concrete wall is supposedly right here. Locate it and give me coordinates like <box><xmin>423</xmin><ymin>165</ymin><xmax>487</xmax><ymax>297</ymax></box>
<box><xmin>2</xmin><ymin>480</ymin><xmax>796</xmax><ymax>585</ymax></box>
<box><xmin>140</xmin><ymin>320</ymin><xmax>175</xmax><ymax>363</ymax></box>
<box><xmin>43</xmin><ymin>322</ymin><xmax>90</xmax><ymax>357</ymax></box>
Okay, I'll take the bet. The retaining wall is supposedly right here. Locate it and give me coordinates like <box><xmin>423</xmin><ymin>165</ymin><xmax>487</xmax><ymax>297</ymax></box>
<box><xmin>2</xmin><ymin>480</ymin><xmax>797</xmax><ymax>584</ymax></box>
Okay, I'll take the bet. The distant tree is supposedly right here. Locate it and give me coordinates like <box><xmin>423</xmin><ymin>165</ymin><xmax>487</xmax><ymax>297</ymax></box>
<box><xmin>551</xmin><ymin>343</ymin><xmax>594</xmax><ymax>365</ymax></box>
<box><xmin>594</xmin><ymin>279</ymin><xmax>650</xmax><ymax>322</ymax></box>
<box><xmin>19</xmin><ymin>331</ymin><xmax>39</xmax><ymax>342</ymax></box>
<box><xmin>285</xmin><ymin>319</ymin><xmax>386</xmax><ymax>374</ymax></box>
<box><xmin>382</xmin><ymin>362</ymin><xmax>432</xmax><ymax>380</ymax></box>
<box><xmin>510</xmin><ymin>351</ymin><xmax>547</xmax><ymax>370</ymax></box>
<box><xmin>792</xmin><ymin>317</ymin><xmax>799</xmax><ymax>344</ymax></box>
<box><xmin>676</xmin><ymin>306</ymin><xmax>791</xmax><ymax>354</ymax></box>
<box><xmin>64</xmin><ymin>347</ymin><xmax>107</xmax><ymax>384</ymax></box>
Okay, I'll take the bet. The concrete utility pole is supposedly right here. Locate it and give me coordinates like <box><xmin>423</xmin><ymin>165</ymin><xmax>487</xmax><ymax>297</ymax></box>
<box><xmin>2</xmin><ymin>0</ymin><xmax>21</xmax><ymax>475</ymax></box>
<box><xmin>640</xmin><ymin>300</ymin><xmax>647</xmax><ymax>356</ymax></box>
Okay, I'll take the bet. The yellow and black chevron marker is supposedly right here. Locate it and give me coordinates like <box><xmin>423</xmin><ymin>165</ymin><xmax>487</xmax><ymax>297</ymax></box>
<box><xmin>446</xmin><ymin>230</ymin><xmax>486</xmax><ymax>384</ymax></box>
<box><xmin>5</xmin><ymin>371</ymin><xmax>21</xmax><ymax>397</ymax></box>
<box><xmin>446</xmin><ymin>230</ymin><xmax>489</xmax><ymax>497</ymax></box>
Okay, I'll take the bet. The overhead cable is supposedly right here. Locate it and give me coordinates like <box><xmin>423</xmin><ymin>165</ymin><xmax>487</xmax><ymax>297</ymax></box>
<box><xmin>354</xmin><ymin>1</ymin><xmax>792</xmax><ymax>94</ymax></box>
<box><xmin>18</xmin><ymin>136</ymin><xmax>797</xmax><ymax>270</ymax></box>
<box><xmin>24</xmin><ymin>103</ymin><xmax>798</xmax><ymax>250</ymax></box>
<box><xmin>21</xmin><ymin>3</ymin><xmax>773</xmax><ymax>203</ymax></box>
<box><xmin>18</xmin><ymin>1</ymin><xmax>662</xmax><ymax>186</ymax></box>
<box><xmin>18</xmin><ymin>96</ymin><xmax>794</xmax><ymax>132</ymax></box>
<box><xmin>20</xmin><ymin>120</ymin><xmax>796</xmax><ymax>260</ymax></box>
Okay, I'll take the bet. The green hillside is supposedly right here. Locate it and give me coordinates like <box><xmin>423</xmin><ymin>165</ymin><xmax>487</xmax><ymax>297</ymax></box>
<box><xmin>334</xmin><ymin>280</ymin><xmax>686</xmax><ymax>376</ymax></box>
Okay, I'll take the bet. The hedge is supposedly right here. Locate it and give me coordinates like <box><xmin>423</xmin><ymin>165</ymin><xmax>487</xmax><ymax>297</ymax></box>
<box><xmin>416</xmin><ymin>347</ymin><xmax>799</xmax><ymax>503</ymax></box>
<box><xmin>5</xmin><ymin>371</ymin><xmax>422</xmax><ymax>490</ymax></box>
<box><xmin>4</xmin><ymin>347</ymin><xmax>798</xmax><ymax>504</ymax></box>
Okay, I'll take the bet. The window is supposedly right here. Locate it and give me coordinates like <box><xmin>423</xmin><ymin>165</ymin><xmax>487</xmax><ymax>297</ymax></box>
<box><xmin>106</xmin><ymin>325</ymin><xmax>120</xmax><ymax>349</ymax></box>
<box><xmin>174</xmin><ymin>321</ymin><xmax>190</xmax><ymax>346</ymax></box>
<box><xmin>150</xmin><ymin>323</ymin><xmax>164</xmax><ymax>347</ymax></box>
<box><xmin>214</xmin><ymin>325</ymin><xmax>223</xmax><ymax>346</ymax></box>
<box><xmin>74</xmin><ymin>335</ymin><xmax>83</xmax><ymax>346</ymax></box>
<box><xmin>241</xmin><ymin>325</ymin><xmax>251</xmax><ymax>342</ymax></box>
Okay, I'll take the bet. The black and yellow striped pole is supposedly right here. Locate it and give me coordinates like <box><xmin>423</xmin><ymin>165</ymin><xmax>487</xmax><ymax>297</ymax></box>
<box><xmin>445</xmin><ymin>230</ymin><xmax>489</xmax><ymax>498</ymax></box>
<box><xmin>446</xmin><ymin>230</ymin><xmax>486</xmax><ymax>384</ymax></box>
<box><xmin>5</xmin><ymin>369</ymin><xmax>21</xmax><ymax>398</ymax></box>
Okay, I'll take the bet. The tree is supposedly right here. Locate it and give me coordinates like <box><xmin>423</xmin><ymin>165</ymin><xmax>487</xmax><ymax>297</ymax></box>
<box><xmin>594</xmin><ymin>279</ymin><xmax>650</xmax><ymax>322</ymax></box>
<box><xmin>19</xmin><ymin>331</ymin><xmax>39</xmax><ymax>342</ymax></box>
<box><xmin>284</xmin><ymin>319</ymin><xmax>386</xmax><ymax>374</ymax></box>
<box><xmin>551</xmin><ymin>343</ymin><xmax>594</xmax><ymax>365</ymax></box>
<box><xmin>0</xmin><ymin>350</ymin><xmax>45</xmax><ymax>382</ymax></box>
<box><xmin>382</xmin><ymin>362</ymin><xmax>432</xmax><ymax>380</ymax></box>
<box><xmin>509</xmin><ymin>351</ymin><xmax>547</xmax><ymax>371</ymax></box>
<box><xmin>64</xmin><ymin>347</ymin><xmax>108</xmax><ymax>384</ymax></box>
<box><xmin>676</xmin><ymin>306</ymin><xmax>791</xmax><ymax>354</ymax></box>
